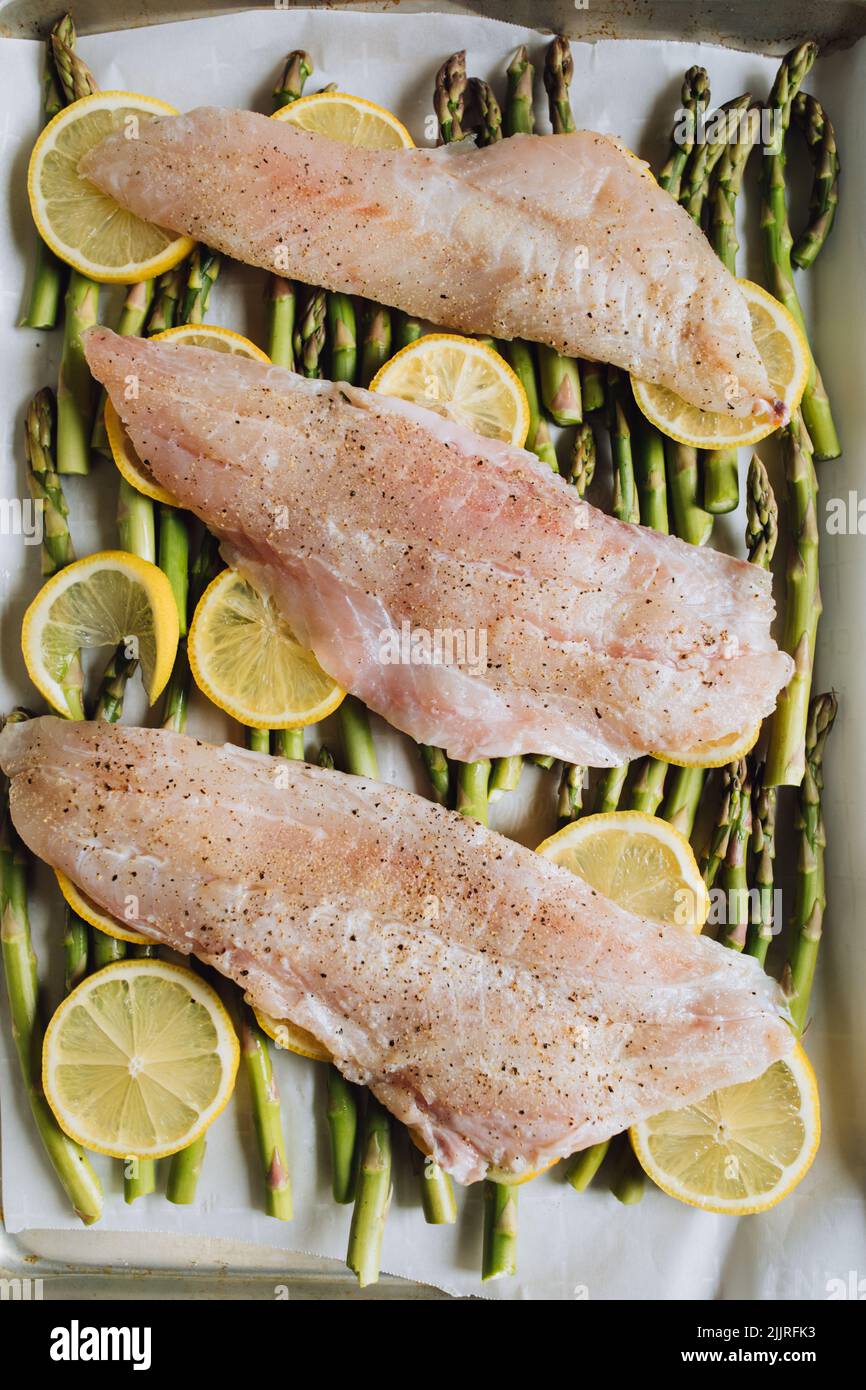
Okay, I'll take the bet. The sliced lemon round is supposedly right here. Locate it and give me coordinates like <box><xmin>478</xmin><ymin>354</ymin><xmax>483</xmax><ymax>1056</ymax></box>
<box><xmin>188</xmin><ymin>568</ymin><xmax>345</xmax><ymax>728</ymax></box>
<box><xmin>105</xmin><ymin>324</ymin><xmax>270</xmax><ymax>506</ymax></box>
<box><xmin>371</xmin><ymin>334</ymin><xmax>530</xmax><ymax>446</ymax></box>
<box><xmin>272</xmin><ymin>91</ymin><xmax>414</xmax><ymax>149</ymax></box>
<box><xmin>254</xmin><ymin>1007</ymin><xmax>330</xmax><ymax>1063</ymax></box>
<box><xmin>536</xmin><ymin>810</ymin><xmax>709</xmax><ymax>931</ymax></box>
<box><xmin>654</xmin><ymin>723</ymin><xmax>761</xmax><ymax>770</ymax></box>
<box><xmin>632</xmin><ymin>280</ymin><xmax>809</xmax><ymax>449</ymax></box>
<box><xmin>28</xmin><ymin>91</ymin><xmax>195</xmax><ymax>283</ymax></box>
<box><xmin>55</xmin><ymin>869</ymin><xmax>150</xmax><ymax>947</ymax></box>
<box><xmin>43</xmin><ymin>960</ymin><xmax>240</xmax><ymax>1159</ymax></box>
<box><xmin>21</xmin><ymin>550</ymin><xmax>179</xmax><ymax>716</ymax></box>
<box><xmin>630</xmin><ymin>1043</ymin><xmax>820</xmax><ymax>1214</ymax></box>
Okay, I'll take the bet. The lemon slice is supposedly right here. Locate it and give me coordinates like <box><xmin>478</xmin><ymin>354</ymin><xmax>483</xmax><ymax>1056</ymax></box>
<box><xmin>536</xmin><ymin>810</ymin><xmax>709</xmax><ymax>931</ymax></box>
<box><xmin>654</xmin><ymin>723</ymin><xmax>761</xmax><ymax>769</ymax></box>
<box><xmin>43</xmin><ymin>960</ymin><xmax>239</xmax><ymax>1159</ymax></box>
<box><xmin>254</xmin><ymin>1007</ymin><xmax>330</xmax><ymax>1063</ymax></box>
<box><xmin>105</xmin><ymin>324</ymin><xmax>270</xmax><ymax>506</ymax></box>
<box><xmin>55</xmin><ymin>869</ymin><xmax>150</xmax><ymax>947</ymax></box>
<box><xmin>272</xmin><ymin>91</ymin><xmax>414</xmax><ymax>149</ymax></box>
<box><xmin>632</xmin><ymin>280</ymin><xmax>809</xmax><ymax>449</ymax></box>
<box><xmin>629</xmin><ymin>1043</ymin><xmax>820</xmax><ymax>1214</ymax></box>
<box><xmin>371</xmin><ymin>334</ymin><xmax>531</xmax><ymax>446</ymax></box>
<box><xmin>188</xmin><ymin>568</ymin><xmax>345</xmax><ymax>728</ymax></box>
<box><xmin>21</xmin><ymin>550</ymin><xmax>179</xmax><ymax>716</ymax></box>
<box><xmin>28</xmin><ymin>92</ymin><xmax>195</xmax><ymax>283</ymax></box>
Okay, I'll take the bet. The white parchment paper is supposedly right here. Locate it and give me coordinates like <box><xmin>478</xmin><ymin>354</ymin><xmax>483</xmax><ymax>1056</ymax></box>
<box><xmin>1</xmin><ymin>8</ymin><xmax>864</xmax><ymax>1300</ymax></box>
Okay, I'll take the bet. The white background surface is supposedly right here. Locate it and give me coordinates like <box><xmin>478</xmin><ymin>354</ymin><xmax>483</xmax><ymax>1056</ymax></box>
<box><xmin>0</xmin><ymin>8</ymin><xmax>864</xmax><ymax>1299</ymax></box>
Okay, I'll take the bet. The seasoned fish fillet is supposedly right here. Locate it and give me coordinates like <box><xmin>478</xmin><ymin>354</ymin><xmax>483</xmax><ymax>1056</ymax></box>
<box><xmin>80</xmin><ymin>108</ymin><xmax>780</xmax><ymax>418</ymax></box>
<box><xmin>85</xmin><ymin>329</ymin><xmax>793</xmax><ymax>766</ymax></box>
<box><xmin>0</xmin><ymin>717</ymin><xmax>794</xmax><ymax>1184</ymax></box>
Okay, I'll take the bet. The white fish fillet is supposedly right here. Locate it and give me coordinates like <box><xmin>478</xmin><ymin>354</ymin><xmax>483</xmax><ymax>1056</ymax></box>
<box><xmin>84</xmin><ymin>329</ymin><xmax>793</xmax><ymax>766</ymax></box>
<box><xmin>0</xmin><ymin>717</ymin><xmax>794</xmax><ymax>1184</ymax></box>
<box><xmin>80</xmin><ymin>108</ymin><xmax>781</xmax><ymax>418</ymax></box>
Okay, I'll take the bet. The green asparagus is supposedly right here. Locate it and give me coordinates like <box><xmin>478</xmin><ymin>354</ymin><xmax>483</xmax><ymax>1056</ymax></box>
<box><xmin>504</xmin><ymin>46</ymin><xmax>534</xmax><ymax>137</ymax></box>
<box><xmin>21</xmin><ymin>33</ymin><xmax>65</xmax><ymax>329</ymax></box>
<box><xmin>434</xmin><ymin>50</ymin><xmax>467</xmax><ymax>144</ymax></box>
<box><xmin>658</xmin><ymin>66</ymin><xmax>709</xmax><ymax>197</ymax></box>
<box><xmin>328</xmin><ymin>292</ymin><xmax>358</xmax><ymax>383</ymax></box>
<box><xmin>765</xmin><ymin>413</ymin><xmax>821</xmax><ymax>786</ymax></box>
<box><xmin>24</xmin><ymin>389</ymin><xmax>74</xmax><ymax>575</ymax></box>
<box><xmin>1</xmin><ymin>713</ymin><xmax>103</xmax><ymax>1225</ymax></box>
<box><xmin>745</xmin><ymin>767</ymin><xmax>777</xmax><ymax>966</ymax></box>
<box><xmin>790</xmin><ymin>92</ymin><xmax>839</xmax><ymax>269</ymax></box>
<box><xmin>703</xmin><ymin>103</ymin><xmax>759</xmax><ymax>514</ymax></box>
<box><xmin>346</xmin><ymin>1096</ymin><xmax>392</xmax><ymax>1286</ymax></box>
<box><xmin>240</xmin><ymin>1003</ymin><xmax>293</xmax><ymax>1221</ymax></box>
<box><xmin>784</xmin><ymin>691</ymin><xmax>837</xmax><ymax>1031</ymax></box>
<box><xmin>761</xmin><ymin>43</ymin><xmax>840</xmax><ymax>460</ymax></box>
<box><xmin>181</xmin><ymin>247</ymin><xmax>222</xmax><ymax>325</ymax></box>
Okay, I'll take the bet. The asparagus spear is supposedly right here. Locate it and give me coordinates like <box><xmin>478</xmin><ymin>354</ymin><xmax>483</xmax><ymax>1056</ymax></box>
<box><xmin>628</xmin><ymin>757</ymin><xmax>669</xmax><ymax>815</ymax></box>
<box><xmin>659</xmin><ymin>767</ymin><xmax>704</xmax><ymax>841</ymax></box>
<box><xmin>359</xmin><ymin>304</ymin><xmax>392</xmax><ymax>387</ymax></box>
<box><xmin>50</xmin><ymin>13</ymin><xmax>96</xmax><ymax>103</ymax></box>
<box><xmin>273</xmin><ymin>49</ymin><xmax>313</xmax><ymax>110</ymax></box>
<box><xmin>295</xmin><ymin>287</ymin><xmax>328</xmax><ymax>377</ymax></box>
<box><xmin>434</xmin><ymin>50</ymin><xmax>467</xmax><ymax>144</ymax></box>
<box><xmin>607</xmin><ymin>369</ymin><xmax>640</xmax><ymax>524</ymax></box>
<box><xmin>346</xmin><ymin>1096</ymin><xmax>392</xmax><ymax>1286</ymax></box>
<box><xmin>784</xmin><ymin>691</ymin><xmax>837</xmax><ymax>1031</ymax></box>
<box><xmin>267</xmin><ymin>278</ymin><xmax>296</xmax><ymax>370</ymax></box>
<box><xmin>679</xmin><ymin>94</ymin><xmax>751</xmax><ymax>223</ymax></box>
<box><xmin>502</xmin><ymin>340</ymin><xmax>558</xmax><ymax>469</ymax></box>
<box><xmin>720</xmin><ymin>762</ymin><xmax>753</xmax><ymax>951</ymax></box>
<box><xmin>1</xmin><ymin>713</ymin><xmax>103</xmax><ymax>1225</ymax></box>
<box><xmin>700</xmin><ymin>758</ymin><xmax>746</xmax><ymax>889</ymax></box>
<box><xmin>543</xmin><ymin>36</ymin><xmax>576</xmax><ymax>135</ymax></box>
<box><xmin>24</xmin><ymin>389</ymin><xmax>74</xmax><ymax>575</ymax></box>
<box><xmin>482</xmin><ymin>1178</ymin><xmax>518</xmax><ymax>1282</ymax></box>
<box><xmin>745</xmin><ymin>454</ymin><xmax>779</xmax><ymax>568</ymax></box>
<box><xmin>504</xmin><ymin>46</ymin><xmax>534</xmax><ymax>137</ymax></box>
<box><xmin>146</xmin><ymin>267</ymin><xmax>183</xmax><ymax>334</ymax></box>
<box><xmin>790</xmin><ymin>92</ymin><xmax>839</xmax><ymax>269</ymax></box>
<box><xmin>765</xmin><ymin>413</ymin><xmax>821</xmax><ymax>786</ymax></box>
<box><xmin>328</xmin><ymin>293</ymin><xmax>358</xmax><ymax>383</ymax></box>
<box><xmin>240</xmin><ymin>1000</ymin><xmax>293</xmax><ymax>1221</ymax></box>
<box><xmin>761</xmin><ymin>43</ymin><xmax>840</xmax><ymax>460</ymax></box>
<box><xmin>181</xmin><ymin>247</ymin><xmax>221</xmax><ymax>325</ymax></box>
<box><xmin>467</xmin><ymin>77</ymin><xmax>502</xmax><ymax>145</ymax></box>
<box><xmin>665</xmin><ymin>441</ymin><xmax>712</xmax><ymax>546</ymax></box>
<box><xmin>746</xmin><ymin>766</ymin><xmax>777</xmax><ymax>965</ymax></box>
<box><xmin>633</xmin><ymin>413</ymin><xmax>669</xmax><ymax>532</ymax></box>
<box><xmin>51</xmin><ymin>21</ymin><xmax>99</xmax><ymax>476</ymax></box>
<box><xmin>21</xmin><ymin>33</ymin><xmax>65</xmax><ymax>329</ymax></box>
<box><xmin>703</xmin><ymin>104</ymin><xmax>759</xmax><ymax>515</ymax></box>
<box><xmin>57</xmin><ymin>272</ymin><xmax>98</xmax><ymax>476</ymax></box>
<box><xmin>658</xmin><ymin>66</ymin><xmax>709</xmax><ymax>196</ymax></box>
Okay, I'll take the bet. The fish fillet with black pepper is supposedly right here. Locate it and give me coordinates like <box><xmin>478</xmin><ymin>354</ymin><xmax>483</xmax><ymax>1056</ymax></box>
<box><xmin>80</xmin><ymin>108</ymin><xmax>782</xmax><ymax>418</ymax></box>
<box><xmin>84</xmin><ymin>328</ymin><xmax>793</xmax><ymax>767</ymax></box>
<box><xmin>0</xmin><ymin>717</ymin><xmax>795</xmax><ymax>1184</ymax></box>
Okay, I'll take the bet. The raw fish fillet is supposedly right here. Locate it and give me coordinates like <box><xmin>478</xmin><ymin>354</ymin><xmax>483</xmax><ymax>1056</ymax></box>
<box><xmin>0</xmin><ymin>717</ymin><xmax>794</xmax><ymax>1184</ymax></box>
<box><xmin>81</xmin><ymin>108</ymin><xmax>780</xmax><ymax>418</ymax></box>
<box><xmin>85</xmin><ymin>329</ymin><xmax>793</xmax><ymax>766</ymax></box>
